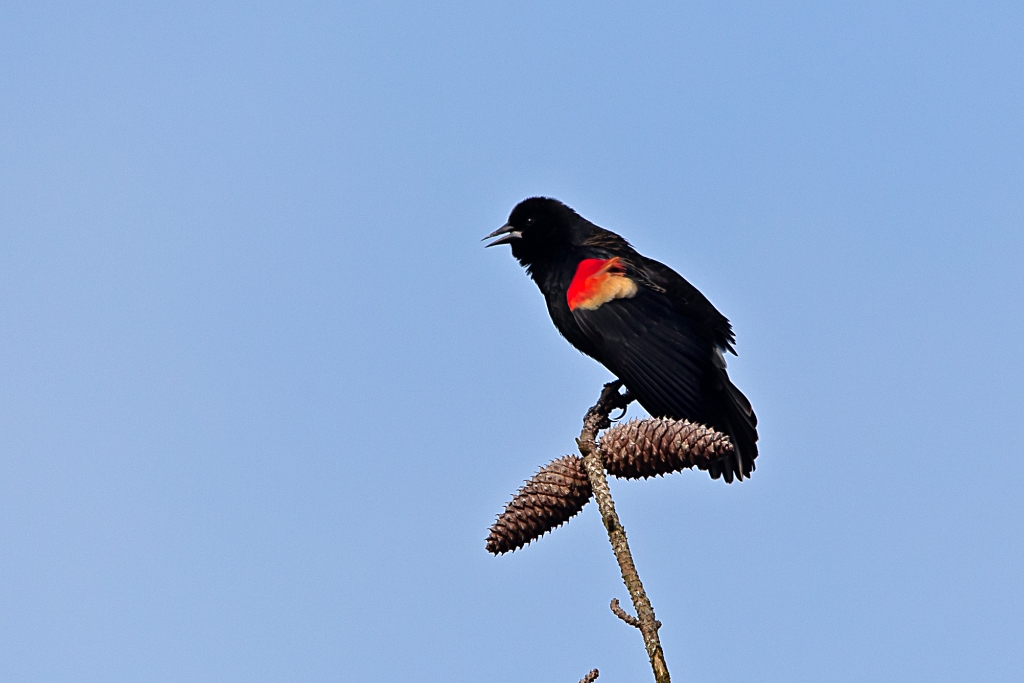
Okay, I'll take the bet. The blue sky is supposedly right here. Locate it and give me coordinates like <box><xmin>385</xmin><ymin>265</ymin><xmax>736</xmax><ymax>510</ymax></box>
<box><xmin>2</xmin><ymin>2</ymin><xmax>1022</xmax><ymax>681</ymax></box>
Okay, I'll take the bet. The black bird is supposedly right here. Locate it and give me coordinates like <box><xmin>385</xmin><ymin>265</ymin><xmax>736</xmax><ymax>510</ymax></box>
<box><xmin>486</xmin><ymin>197</ymin><xmax>758</xmax><ymax>482</ymax></box>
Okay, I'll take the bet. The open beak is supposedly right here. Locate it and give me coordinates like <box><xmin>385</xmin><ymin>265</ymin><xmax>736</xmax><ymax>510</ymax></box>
<box><xmin>483</xmin><ymin>223</ymin><xmax>522</xmax><ymax>248</ymax></box>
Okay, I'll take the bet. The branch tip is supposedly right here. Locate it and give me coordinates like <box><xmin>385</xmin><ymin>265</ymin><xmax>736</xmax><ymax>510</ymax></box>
<box><xmin>610</xmin><ymin>598</ymin><xmax>642</xmax><ymax>629</ymax></box>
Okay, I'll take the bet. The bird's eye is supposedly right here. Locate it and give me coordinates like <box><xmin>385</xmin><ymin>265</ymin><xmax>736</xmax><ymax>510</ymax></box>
<box><xmin>525</xmin><ymin>217</ymin><xmax>535</xmax><ymax>226</ymax></box>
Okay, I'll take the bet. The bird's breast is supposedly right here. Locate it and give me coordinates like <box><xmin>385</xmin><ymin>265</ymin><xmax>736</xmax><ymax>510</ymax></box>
<box><xmin>567</xmin><ymin>257</ymin><xmax>639</xmax><ymax>311</ymax></box>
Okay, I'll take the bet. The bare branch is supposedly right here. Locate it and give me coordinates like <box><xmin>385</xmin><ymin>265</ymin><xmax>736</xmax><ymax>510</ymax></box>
<box><xmin>578</xmin><ymin>668</ymin><xmax>599</xmax><ymax>683</ymax></box>
<box><xmin>578</xmin><ymin>381</ymin><xmax>672</xmax><ymax>683</ymax></box>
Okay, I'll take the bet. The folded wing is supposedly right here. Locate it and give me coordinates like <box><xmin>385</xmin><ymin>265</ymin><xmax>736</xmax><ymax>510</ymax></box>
<box><xmin>573</xmin><ymin>289</ymin><xmax>757</xmax><ymax>482</ymax></box>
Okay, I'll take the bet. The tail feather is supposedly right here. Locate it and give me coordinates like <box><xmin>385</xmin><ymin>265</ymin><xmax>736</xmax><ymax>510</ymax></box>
<box><xmin>706</xmin><ymin>371</ymin><xmax>758</xmax><ymax>483</ymax></box>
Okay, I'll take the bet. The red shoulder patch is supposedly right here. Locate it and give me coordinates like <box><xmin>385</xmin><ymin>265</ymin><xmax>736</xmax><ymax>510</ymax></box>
<box><xmin>567</xmin><ymin>257</ymin><xmax>638</xmax><ymax>311</ymax></box>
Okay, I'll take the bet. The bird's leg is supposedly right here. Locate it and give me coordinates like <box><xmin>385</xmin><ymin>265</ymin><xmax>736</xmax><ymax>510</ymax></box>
<box><xmin>609</xmin><ymin>389</ymin><xmax>633</xmax><ymax>422</ymax></box>
<box><xmin>586</xmin><ymin>380</ymin><xmax>634</xmax><ymax>431</ymax></box>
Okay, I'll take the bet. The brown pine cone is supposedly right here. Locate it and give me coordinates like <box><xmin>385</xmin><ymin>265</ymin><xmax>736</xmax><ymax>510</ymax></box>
<box><xmin>601</xmin><ymin>418</ymin><xmax>734</xmax><ymax>479</ymax></box>
<box><xmin>486</xmin><ymin>455</ymin><xmax>593</xmax><ymax>555</ymax></box>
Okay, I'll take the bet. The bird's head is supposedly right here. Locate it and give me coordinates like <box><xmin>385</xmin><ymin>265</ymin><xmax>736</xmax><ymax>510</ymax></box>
<box><xmin>484</xmin><ymin>197</ymin><xmax>579</xmax><ymax>266</ymax></box>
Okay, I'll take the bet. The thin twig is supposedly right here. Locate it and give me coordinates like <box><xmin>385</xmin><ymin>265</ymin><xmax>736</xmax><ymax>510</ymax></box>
<box><xmin>578</xmin><ymin>380</ymin><xmax>671</xmax><ymax>683</ymax></box>
<box><xmin>611</xmin><ymin>598</ymin><xmax>662</xmax><ymax>630</ymax></box>
<box><xmin>578</xmin><ymin>668</ymin><xmax>600</xmax><ymax>683</ymax></box>
<box><xmin>610</xmin><ymin>598</ymin><xmax>642</xmax><ymax>629</ymax></box>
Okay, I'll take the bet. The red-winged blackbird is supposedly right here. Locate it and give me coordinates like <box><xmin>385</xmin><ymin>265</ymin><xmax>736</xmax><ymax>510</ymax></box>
<box><xmin>486</xmin><ymin>197</ymin><xmax>758</xmax><ymax>482</ymax></box>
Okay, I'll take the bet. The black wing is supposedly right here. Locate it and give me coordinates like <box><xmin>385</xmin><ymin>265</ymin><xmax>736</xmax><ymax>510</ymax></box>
<box><xmin>573</xmin><ymin>288</ymin><xmax>758</xmax><ymax>482</ymax></box>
